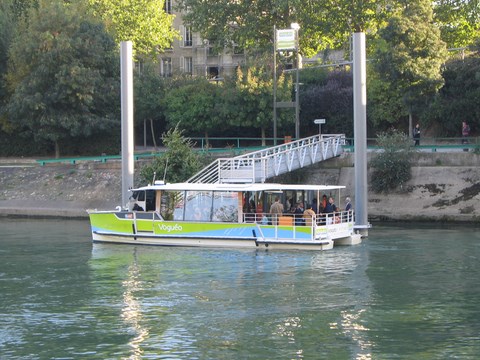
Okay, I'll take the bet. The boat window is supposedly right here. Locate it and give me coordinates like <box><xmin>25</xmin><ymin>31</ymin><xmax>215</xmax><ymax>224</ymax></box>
<box><xmin>130</xmin><ymin>190</ymin><xmax>144</xmax><ymax>201</ymax></box>
<box><xmin>160</xmin><ymin>191</ymin><xmax>183</xmax><ymax>220</ymax></box>
<box><xmin>185</xmin><ymin>191</ymin><xmax>213</xmax><ymax>221</ymax></box>
<box><xmin>145</xmin><ymin>190</ymin><xmax>156</xmax><ymax>211</ymax></box>
<box><xmin>212</xmin><ymin>191</ymin><xmax>238</xmax><ymax>222</ymax></box>
<box><xmin>172</xmin><ymin>193</ymin><xmax>185</xmax><ymax>220</ymax></box>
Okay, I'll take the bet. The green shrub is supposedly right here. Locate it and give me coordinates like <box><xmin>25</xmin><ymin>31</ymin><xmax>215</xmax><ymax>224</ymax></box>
<box><xmin>370</xmin><ymin>130</ymin><xmax>413</xmax><ymax>193</ymax></box>
<box><xmin>139</xmin><ymin>126</ymin><xmax>203</xmax><ymax>185</ymax></box>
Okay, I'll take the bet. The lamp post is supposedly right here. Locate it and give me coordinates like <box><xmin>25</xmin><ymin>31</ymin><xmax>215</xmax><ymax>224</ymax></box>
<box><xmin>291</xmin><ymin>22</ymin><xmax>300</xmax><ymax>140</ymax></box>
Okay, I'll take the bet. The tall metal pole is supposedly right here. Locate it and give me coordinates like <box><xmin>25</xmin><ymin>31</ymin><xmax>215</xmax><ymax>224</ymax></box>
<box><xmin>294</xmin><ymin>29</ymin><xmax>300</xmax><ymax>140</ymax></box>
<box><xmin>121</xmin><ymin>41</ymin><xmax>134</xmax><ymax>208</ymax></box>
<box><xmin>353</xmin><ymin>32</ymin><xmax>369</xmax><ymax>236</ymax></box>
<box><xmin>273</xmin><ymin>26</ymin><xmax>277</xmax><ymax>146</ymax></box>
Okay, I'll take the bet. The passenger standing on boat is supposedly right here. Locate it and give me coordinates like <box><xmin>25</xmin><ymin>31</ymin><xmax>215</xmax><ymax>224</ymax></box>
<box><xmin>345</xmin><ymin>197</ymin><xmax>352</xmax><ymax>212</ymax></box>
<box><xmin>312</xmin><ymin>198</ymin><xmax>318</xmax><ymax>214</ymax></box>
<box><xmin>345</xmin><ymin>197</ymin><xmax>352</xmax><ymax>222</ymax></box>
<box><xmin>324</xmin><ymin>197</ymin><xmax>337</xmax><ymax>213</ymax></box>
<box><xmin>303</xmin><ymin>204</ymin><xmax>316</xmax><ymax>226</ymax></box>
<box><xmin>286</xmin><ymin>197</ymin><xmax>292</xmax><ymax>211</ymax></box>
<box><xmin>321</xmin><ymin>195</ymin><xmax>328</xmax><ymax>212</ymax></box>
<box><xmin>324</xmin><ymin>197</ymin><xmax>337</xmax><ymax>224</ymax></box>
<box><xmin>269</xmin><ymin>197</ymin><xmax>284</xmax><ymax>224</ymax></box>
<box><xmin>294</xmin><ymin>202</ymin><xmax>305</xmax><ymax>226</ymax></box>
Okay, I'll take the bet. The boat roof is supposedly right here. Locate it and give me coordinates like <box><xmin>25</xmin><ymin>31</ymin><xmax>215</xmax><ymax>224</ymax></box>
<box><xmin>131</xmin><ymin>182</ymin><xmax>345</xmax><ymax>193</ymax></box>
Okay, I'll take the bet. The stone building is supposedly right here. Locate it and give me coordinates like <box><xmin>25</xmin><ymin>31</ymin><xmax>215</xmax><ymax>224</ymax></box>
<box><xmin>157</xmin><ymin>0</ymin><xmax>246</xmax><ymax>80</ymax></box>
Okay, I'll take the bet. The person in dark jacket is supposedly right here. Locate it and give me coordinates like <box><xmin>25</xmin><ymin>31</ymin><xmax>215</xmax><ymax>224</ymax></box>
<box><xmin>413</xmin><ymin>124</ymin><xmax>420</xmax><ymax>146</ymax></box>
<box><xmin>324</xmin><ymin>197</ymin><xmax>337</xmax><ymax>214</ymax></box>
<box><xmin>323</xmin><ymin>197</ymin><xmax>337</xmax><ymax>224</ymax></box>
<box><xmin>294</xmin><ymin>202</ymin><xmax>305</xmax><ymax>226</ymax></box>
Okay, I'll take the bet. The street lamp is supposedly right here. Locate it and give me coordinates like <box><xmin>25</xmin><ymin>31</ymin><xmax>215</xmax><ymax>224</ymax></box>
<box><xmin>291</xmin><ymin>23</ymin><xmax>300</xmax><ymax>139</ymax></box>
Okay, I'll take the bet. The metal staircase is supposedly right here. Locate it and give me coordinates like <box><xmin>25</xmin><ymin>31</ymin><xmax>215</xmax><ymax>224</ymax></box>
<box><xmin>187</xmin><ymin>134</ymin><xmax>345</xmax><ymax>184</ymax></box>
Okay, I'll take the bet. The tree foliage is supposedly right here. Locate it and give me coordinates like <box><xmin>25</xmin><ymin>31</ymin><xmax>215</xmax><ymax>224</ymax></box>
<box><xmin>300</xmin><ymin>70</ymin><xmax>354</xmax><ymax>137</ymax></box>
<box><xmin>367</xmin><ymin>65</ymin><xmax>407</xmax><ymax>129</ymax></box>
<box><xmin>177</xmin><ymin>0</ymin><xmax>391</xmax><ymax>57</ymax></box>
<box><xmin>370</xmin><ymin>130</ymin><xmax>413</xmax><ymax>193</ymax></box>
<box><xmin>0</xmin><ymin>2</ymin><xmax>15</xmax><ymax>125</ymax></box>
<box><xmin>164</xmin><ymin>77</ymin><xmax>222</xmax><ymax>143</ymax></box>
<box><xmin>139</xmin><ymin>126</ymin><xmax>203</xmax><ymax>185</ymax></box>
<box><xmin>88</xmin><ymin>0</ymin><xmax>179</xmax><ymax>58</ymax></box>
<box><xmin>232</xmin><ymin>67</ymin><xmax>293</xmax><ymax>142</ymax></box>
<box><xmin>6</xmin><ymin>0</ymin><xmax>120</xmax><ymax>157</ymax></box>
<box><xmin>134</xmin><ymin>64</ymin><xmax>168</xmax><ymax>148</ymax></box>
<box><xmin>434</xmin><ymin>0</ymin><xmax>480</xmax><ymax>48</ymax></box>
<box><xmin>424</xmin><ymin>54</ymin><xmax>480</xmax><ymax>136</ymax></box>
<box><xmin>372</xmin><ymin>0</ymin><xmax>448</xmax><ymax>132</ymax></box>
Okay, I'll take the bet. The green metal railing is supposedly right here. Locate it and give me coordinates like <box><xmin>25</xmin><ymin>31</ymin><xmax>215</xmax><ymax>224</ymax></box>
<box><xmin>36</xmin><ymin>136</ymin><xmax>478</xmax><ymax>166</ymax></box>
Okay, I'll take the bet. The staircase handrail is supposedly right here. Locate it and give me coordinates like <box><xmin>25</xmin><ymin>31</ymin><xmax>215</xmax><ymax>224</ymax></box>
<box><xmin>187</xmin><ymin>134</ymin><xmax>345</xmax><ymax>184</ymax></box>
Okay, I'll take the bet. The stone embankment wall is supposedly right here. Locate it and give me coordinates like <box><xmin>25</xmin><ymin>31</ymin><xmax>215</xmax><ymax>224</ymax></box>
<box><xmin>0</xmin><ymin>152</ymin><xmax>479</xmax><ymax>222</ymax></box>
<box><xmin>276</xmin><ymin>152</ymin><xmax>480</xmax><ymax>223</ymax></box>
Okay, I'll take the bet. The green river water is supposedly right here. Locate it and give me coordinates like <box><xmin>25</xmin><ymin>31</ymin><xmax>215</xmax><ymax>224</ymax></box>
<box><xmin>1</xmin><ymin>219</ymin><xmax>479</xmax><ymax>359</ymax></box>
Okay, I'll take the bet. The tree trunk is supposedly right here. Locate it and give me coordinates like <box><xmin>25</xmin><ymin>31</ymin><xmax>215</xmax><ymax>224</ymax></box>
<box><xmin>143</xmin><ymin>119</ymin><xmax>147</xmax><ymax>148</ymax></box>
<box><xmin>150</xmin><ymin>118</ymin><xmax>157</xmax><ymax>150</ymax></box>
<box><xmin>409</xmin><ymin>112</ymin><xmax>413</xmax><ymax>138</ymax></box>
<box><xmin>204</xmin><ymin>131</ymin><xmax>209</xmax><ymax>149</ymax></box>
<box><xmin>261</xmin><ymin>127</ymin><xmax>266</xmax><ymax>146</ymax></box>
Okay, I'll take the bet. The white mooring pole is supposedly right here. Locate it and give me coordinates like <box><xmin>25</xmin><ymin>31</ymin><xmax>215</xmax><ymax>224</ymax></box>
<box><xmin>121</xmin><ymin>41</ymin><xmax>134</xmax><ymax>208</ymax></box>
<box><xmin>353</xmin><ymin>32</ymin><xmax>369</xmax><ymax>236</ymax></box>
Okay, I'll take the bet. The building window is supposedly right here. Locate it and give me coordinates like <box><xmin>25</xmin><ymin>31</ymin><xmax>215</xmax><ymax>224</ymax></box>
<box><xmin>183</xmin><ymin>57</ymin><xmax>193</xmax><ymax>75</ymax></box>
<box><xmin>207</xmin><ymin>66</ymin><xmax>219</xmax><ymax>79</ymax></box>
<box><xmin>164</xmin><ymin>0</ymin><xmax>172</xmax><ymax>14</ymax></box>
<box><xmin>161</xmin><ymin>58</ymin><xmax>172</xmax><ymax>77</ymax></box>
<box><xmin>183</xmin><ymin>27</ymin><xmax>192</xmax><ymax>47</ymax></box>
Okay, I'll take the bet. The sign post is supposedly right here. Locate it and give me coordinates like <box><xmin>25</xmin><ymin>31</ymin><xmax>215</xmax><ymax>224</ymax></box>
<box><xmin>314</xmin><ymin>118</ymin><xmax>326</xmax><ymax>137</ymax></box>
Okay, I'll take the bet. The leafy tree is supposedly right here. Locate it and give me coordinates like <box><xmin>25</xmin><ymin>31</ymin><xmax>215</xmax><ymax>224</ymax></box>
<box><xmin>164</xmin><ymin>77</ymin><xmax>222</xmax><ymax>145</ymax></box>
<box><xmin>300</xmin><ymin>70</ymin><xmax>353</xmax><ymax>137</ymax></box>
<box><xmin>88</xmin><ymin>0</ymin><xmax>179</xmax><ymax>58</ymax></box>
<box><xmin>367</xmin><ymin>65</ymin><xmax>406</xmax><ymax>130</ymax></box>
<box><xmin>372</xmin><ymin>0</ymin><xmax>448</xmax><ymax>135</ymax></box>
<box><xmin>434</xmin><ymin>0</ymin><xmax>480</xmax><ymax>49</ymax></box>
<box><xmin>10</xmin><ymin>0</ymin><xmax>38</xmax><ymax>19</ymax></box>
<box><xmin>177</xmin><ymin>0</ymin><xmax>391</xmax><ymax>57</ymax></box>
<box><xmin>139</xmin><ymin>126</ymin><xmax>203</xmax><ymax>185</ymax></box>
<box><xmin>6</xmin><ymin>0</ymin><xmax>120</xmax><ymax>157</ymax></box>
<box><xmin>370</xmin><ymin>130</ymin><xmax>413</xmax><ymax>193</ymax></box>
<box><xmin>232</xmin><ymin>66</ymin><xmax>293</xmax><ymax>144</ymax></box>
<box><xmin>134</xmin><ymin>64</ymin><xmax>168</xmax><ymax>149</ymax></box>
<box><xmin>0</xmin><ymin>2</ymin><xmax>15</xmax><ymax>125</ymax></box>
<box><xmin>424</xmin><ymin>53</ymin><xmax>480</xmax><ymax>136</ymax></box>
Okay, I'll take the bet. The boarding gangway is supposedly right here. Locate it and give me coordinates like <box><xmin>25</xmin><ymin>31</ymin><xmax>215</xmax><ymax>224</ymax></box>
<box><xmin>187</xmin><ymin>134</ymin><xmax>345</xmax><ymax>184</ymax></box>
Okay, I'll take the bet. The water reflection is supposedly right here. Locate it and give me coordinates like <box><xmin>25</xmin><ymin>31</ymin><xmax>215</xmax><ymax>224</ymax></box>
<box><xmin>120</xmin><ymin>250</ymin><xmax>149</xmax><ymax>359</ymax></box>
<box><xmin>311</xmin><ymin>245</ymin><xmax>373</xmax><ymax>359</ymax></box>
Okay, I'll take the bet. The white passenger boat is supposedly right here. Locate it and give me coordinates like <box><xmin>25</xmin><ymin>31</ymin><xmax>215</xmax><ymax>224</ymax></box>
<box><xmin>87</xmin><ymin>182</ymin><xmax>361</xmax><ymax>250</ymax></box>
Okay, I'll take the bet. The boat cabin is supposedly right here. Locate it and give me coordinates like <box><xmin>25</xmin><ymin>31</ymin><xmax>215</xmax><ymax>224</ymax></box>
<box><xmin>128</xmin><ymin>182</ymin><xmax>349</xmax><ymax>225</ymax></box>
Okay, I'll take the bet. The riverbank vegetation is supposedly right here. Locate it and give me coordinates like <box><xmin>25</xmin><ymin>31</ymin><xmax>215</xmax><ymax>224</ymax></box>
<box><xmin>370</xmin><ymin>131</ymin><xmax>414</xmax><ymax>193</ymax></box>
<box><xmin>0</xmin><ymin>0</ymin><xmax>479</xmax><ymax>158</ymax></box>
